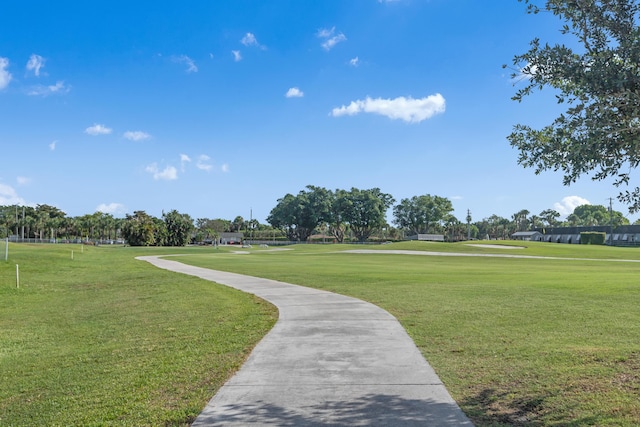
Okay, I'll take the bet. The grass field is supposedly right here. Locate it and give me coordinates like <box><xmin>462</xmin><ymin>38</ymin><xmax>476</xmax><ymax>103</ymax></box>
<box><xmin>0</xmin><ymin>244</ymin><xmax>277</xmax><ymax>426</ymax></box>
<box><xmin>175</xmin><ymin>242</ymin><xmax>640</xmax><ymax>426</ymax></box>
<box><xmin>2</xmin><ymin>241</ymin><xmax>640</xmax><ymax>426</ymax></box>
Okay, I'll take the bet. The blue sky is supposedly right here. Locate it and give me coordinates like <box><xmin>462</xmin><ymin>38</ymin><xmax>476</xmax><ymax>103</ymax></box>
<box><xmin>1</xmin><ymin>0</ymin><xmax>634</xmax><ymax>224</ymax></box>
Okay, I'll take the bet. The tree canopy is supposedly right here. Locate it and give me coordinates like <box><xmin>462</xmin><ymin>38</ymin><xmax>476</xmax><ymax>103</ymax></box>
<box><xmin>267</xmin><ymin>186</ymin><xmax>332</xmax><ymax>241</ymax></box>
<box><xmin>507</xmin><ymin>0</ymin><xmax>640</xmax><ymax>211</ymax></box>
<box><xmin>267</xmin><ymin>186</ymin><xmax>394</xmax><ymax>242</ymax></box>
<box><xmin>392</xmin><ymin>194</ymin><xmax>454</xmax><ymax>235</ymax></box>
<box><xmin>121</xmin><ymin>211</ymin><xmax>158</xmax><ymax>246</ymax></box>
<box><xmin>566</xmin><ymin>203</ymin><xmax>629</xmax><ymax>226</ymax></box>
<box><xmin>162</xmin><ymin>209</ymin><xmax>194</xmax><ymax>246</ymax></box>
<box><xmin>338</xmin><ymin>188</ymin><xmax>395</xmax><ymax>242</ymax></box>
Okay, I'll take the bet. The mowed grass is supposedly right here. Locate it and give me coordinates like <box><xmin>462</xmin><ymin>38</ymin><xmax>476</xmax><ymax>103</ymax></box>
<box><xmin>0</xmin><ymin>244</ymin><xmax>277</xmax><ymax>426</ymax></box>
<box><xmin>175</xmin><ymin>241</ymin><xmax>640</xmax><ymax>426</ymax></box>
<box><xmin>2</xmin><ymin>241</ymin><xmax>640</xmax><ymax>426</ymax></box>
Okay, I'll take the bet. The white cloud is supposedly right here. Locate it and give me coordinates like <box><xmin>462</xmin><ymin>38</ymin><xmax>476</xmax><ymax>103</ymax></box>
<box><xmin>331</xmin><ymin>93</ymin><xmax>446</xmax><ymax>123</ymax></box>
<box><xmin>16</xmin><ymin>176</ymin><xmax>30</xmax><ymax>185</ymax></box>
<box><xmin>27</xmin><ymin>81</ymin><xmax>70</xmax><ymax>96</ymax></box>
<box><xmin>232</xmin><ymin>50</ymin><xmax>242</xmax><ymax>62</ymax></box>
<box><xmin>553</xmin><ymin>196</ymin><xmax>591</xmax><ymax>217</ymax></box>
<box><xmin>172</xmin><ymin>55</ymin><xmax>198</xmax><ymax>73</ymax></box>
<box><xmin>285</xmin><ymin>87</ymin><xmax>304</xmax><ymax>98</ymax></box>
<box><xmin>49</xmin><ymin>140</ymin><xmax>57</xmax><ymax>150</ymax></box>
<box><xmin>26</xmin><ymin>54</ymin><xmax>45</xmax><ymax>76</ymax></box>
<box><xmin>316</xmin><ymin>28</ymin><xmax>334</xmax><ymax>38</ymax></box>
<box><xmin>96</xmin><ymin>202</ymin><xmax>126</xmax><ymax>215</ymax></box>
<box><xmin>123</xmin><ymin>131</ymin><xmax>150</xmax><ymax>141</ymax></box>
<box><xmin>0</xmin><ymin>183</ymin><xmax>26</xmax><ymax>205</ymax></box>
<box><xmin>323</xmin><ymin>35</ymin><xmax>346</xmax><ymax>51</ymax></box>
<box><xmin>221</xmin><ymin>163</ymin><xmax>230</xmax><ymax>173</ymax></box>
<box><xmin>317</xmin><ymin>27</ymin><xmax>346</xmax><ymax>51</ymax></box>
<box><xmin>145</xmin><ymin>163</ymin><xmax>178</xmax><ymax>181</ymax></box>
<box><xmin>196</xmin><ymin>154</ymin><xmax>213</xmax><ymax>171</ymax></box>
<box><xmin>241</xmin><ymin>32</ymin><xmax>266</xmax><ymax>49</ymax></box>
<box><xmin>0</xmin><ymin>57</ymin><xmax>12</xmax><ymax>90</ymax></box>
<box><xmin>349</xmin><ymin>57</ymin><xmax>360</xmax><ymax>67</ymax></box>
<box><xmin>180</xmin><ymin>154</ymin><xmax>191</xmax><ymax>171</ymax></box>
<box><xmin>85</xmin><ymin>124</ymin><xmax>112</xmax><ymax>135</ymax></box>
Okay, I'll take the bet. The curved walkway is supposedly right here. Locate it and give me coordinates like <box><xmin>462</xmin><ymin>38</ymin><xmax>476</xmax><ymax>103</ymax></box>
<box><xmin>138</xmin><ymin>256</ymin><xmax>473</xmax><ymax>426</ymax></box>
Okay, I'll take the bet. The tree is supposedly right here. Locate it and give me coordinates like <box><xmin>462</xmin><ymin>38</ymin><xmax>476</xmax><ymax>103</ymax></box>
<box><xmin>573</xmin><ymin>204</ymin><xmax>609</xmax><ymax>225</ymax></box>
<box><xmin>122</xmin><ymin>211</ymin><xmax>157</xmax><ymax>246</ymax></box>
<box><xmin>60</xmin><ymin>216</ymin><xmax>79</xmax><ymax>240</ymax></box>
<box><xmin>539</xmin><ymin>208</ymin><xmax>561</xmax><ymax>227</ymax></box>
<box><xmin>95</xmin><ymin>212</ymin><xmax>118</xmax><ymax>241</ymax></box>
<box><xmin>304</xmin><ymin>185</ymin><xmax>333</xmax><ymax>239</ymax></box>
<box><xmin>268</xmin><ymin>194</ymin><xmax>300</xmax><ymax>241</ymax></box>
<box><xmin>444</xmin><ymin>215</ymin><xmax>466</xmax><ymax>242</ymax></box>
<box><xmin>482</xmin><ymin>214</ymin><xmax>511</xmax><ymax>240</ymax></box>
<box><xmin>196</xmin><ymin>218</ymin><xmax>220</xmax><ymax>243</ymax></box>
<box><xmin>566</xmin><ymin>212</ymin><xmax>581</xmax><ymax>226</ymax></box>
<box><xmin>328</xmin><ymin>189</ymin><xmax>348</xmax><ymax>243</ymax></box>
<box><xmin>507</xmin><ymin>0</ymin><xmax>640</xmax><ymax>212</ymax></box>
<box><xmin>0</xmin><ymin>206</ymin><xmax>11</xmax><ymax>237</ymax></box>
<box><xmin>339</xmin><ymin>188</ymin><xmax>394</xmax><ymax>242</ymax></box>
<box><xmin>571</xmin><ymin>203</ymin><xmax>629</xmax><ymax>226</ymax></box>
<box><xmin>392</xmin><ymin>194</ymin><xmax>454</xmax><ymax>235</ymax></box>
<box><xmin>529</xmin><ymin>214</ymin><xmax>540</xmax><ymax>229</ymax></box>
<box><xmin>33</xmin><ymin>204</ymin><xmax>65</xmax><ymax>241</ymax></box>
<box><xmin>267</xmin><ymin>186</ymin><xmax>332</xmax><ymax>241</ymax></box>
<box><xmin>511</xmin><ymin>209</ymin><xmax>530</xmax><ymax>232</ymax></box>
<box><xmin>163</xmin><ymin>210</ymin><xmax>194</xmax><ymax>246</ymax></box>
<box><xmin>77</xmin><ymin>212</ymin><xmax>103</xmax><ymax>241</ymax></box>
<box><xmin>230</xmin><ymin>216</ymin><xmax>245</xmax><ymax>232</ymax></box>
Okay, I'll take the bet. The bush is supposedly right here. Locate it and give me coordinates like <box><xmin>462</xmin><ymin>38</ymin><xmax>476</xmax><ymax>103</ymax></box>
<box><xmin>580</xmin><ymin>231</ymin><xmax>606</xmax><ymax>245</ymax></box>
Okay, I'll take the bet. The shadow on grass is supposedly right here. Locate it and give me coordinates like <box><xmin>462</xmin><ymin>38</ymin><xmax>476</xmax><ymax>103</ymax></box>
<box><xmin>459</xmin><ymin>388</ymin><xmax>602</xmax><ymax>426</ymax></box>
<box><xmin>192</xmin><ymin>393</ymin><xmax>472</xmax><ymax>426</ymax></box>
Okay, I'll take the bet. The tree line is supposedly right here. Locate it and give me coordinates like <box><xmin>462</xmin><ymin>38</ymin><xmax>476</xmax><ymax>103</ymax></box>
<box><xmin>1</xmin><ymin>185</ymin><xmax>636</xmax><ymax>246</ymax></box>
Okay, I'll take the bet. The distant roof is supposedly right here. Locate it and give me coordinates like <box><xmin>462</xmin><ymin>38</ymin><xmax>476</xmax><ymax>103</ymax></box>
<box><xmin>512</xmin><ymin>231</ymin><xmax>542</xmax><ymax>237</ymax></box>
<box><xmin>407</xmin><ymin>234</ymin><xmax>445</xmax><ymax>241</ymax></box>
<box><xmin>220</xmin><ymin>232</ymin><xmax>243</xmax><ymax>238</ymax></box>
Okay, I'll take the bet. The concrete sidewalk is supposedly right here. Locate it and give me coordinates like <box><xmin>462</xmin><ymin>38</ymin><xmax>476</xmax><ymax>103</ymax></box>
<box><xmin>138</xmin><ymin>256</ymin><xmax>474</xmax><ymax>426</ymax></box>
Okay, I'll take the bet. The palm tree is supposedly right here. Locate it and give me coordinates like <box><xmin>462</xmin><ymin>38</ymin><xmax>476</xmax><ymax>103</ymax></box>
<box><xmin>539</xmin><ymin>209</ymin><xmax>561</xmax><ymax>227</ymax></box>
<box><xmin>511</xmin><ymin>209</ymin><xmax>530</xmax><ymax>232</ymax></box>
<box><xmin>529</xmin><ymin>215</ymin><xmax>540</xmax><ymax>229</ymax></box>
<box><xmin>231</xmin><ymin>216</ymin><xmax>245</xmax><ymax>233</ymax></box>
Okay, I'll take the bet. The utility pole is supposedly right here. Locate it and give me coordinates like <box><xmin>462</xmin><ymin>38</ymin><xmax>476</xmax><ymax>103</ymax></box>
<box><xmin>608</xmin><ymin>197</ymin><xmax>614</xmax><ymax>246</ymax></box>
<box><xmin>466</xmin><ymin>209</ymin><xmax>472</xmax><ymax>241</ymax></box>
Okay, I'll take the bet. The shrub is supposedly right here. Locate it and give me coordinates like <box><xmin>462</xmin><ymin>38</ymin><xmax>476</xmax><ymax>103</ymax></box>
<box><xmin>580</xmin><ymin>231</ymin><xmax>606</xmax><ymax>245</ymax></box>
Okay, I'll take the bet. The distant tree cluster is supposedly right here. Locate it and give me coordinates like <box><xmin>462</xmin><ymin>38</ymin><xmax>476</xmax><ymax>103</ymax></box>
<box><xmin>267</xmin><ymin>186</ymin><xmax>398</xmax><ymax>242</ymax></box>
<box><xmin>473</xmin><ymin>205</ymin><xmax>630</xmax><ymax>240</ymax></box>
<box><xmin>0</xmin><ymin>205</ymin><xmax>121</xmax><ymax>243</ymax></box>
<box><xmin>0</xmin><ymin>188</ymin><xmax>635</xmax><ymax>245</ymax></box>
<box><xmin>267</xmin><ymin>186</ymin><xmax>635</xmax><ymax>242</ymax></box>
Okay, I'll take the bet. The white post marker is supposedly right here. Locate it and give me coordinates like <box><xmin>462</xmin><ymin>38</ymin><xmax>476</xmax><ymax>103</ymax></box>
<box><xmin>16</xmin><ymin>264</ymin><xmax>19</xmax><ymax>288</ymax></box>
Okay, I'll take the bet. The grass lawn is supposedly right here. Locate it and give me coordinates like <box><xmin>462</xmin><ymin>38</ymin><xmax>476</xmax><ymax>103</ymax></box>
<box><xmin>175</xmin><ymin>241</ymin><xmax>640</xmax><ymax>426</ymax></box>
<box><xmin>2</xmin><ymin>241</ymin><xmax>639</xmax><ymax>426</ymax></box>
<box><xmin>0</xmin><ymin>244</ymin><xmax>277</xmax><ymax>426</ymax></box>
